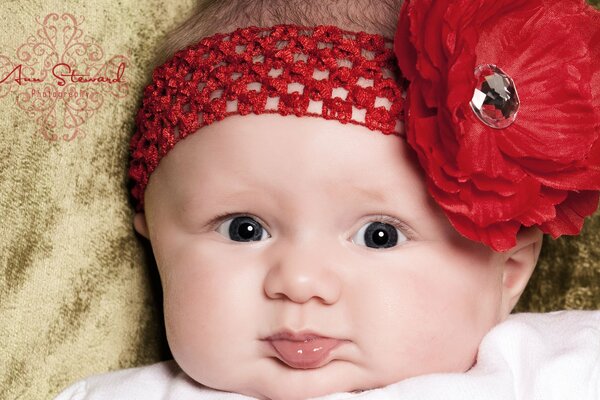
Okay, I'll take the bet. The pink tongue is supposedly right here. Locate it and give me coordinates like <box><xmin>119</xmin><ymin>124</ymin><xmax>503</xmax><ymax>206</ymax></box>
<box><xmin>270</xmin><ymin>338</ymin><xmax>340</xmax><ymax>367</ymax></box>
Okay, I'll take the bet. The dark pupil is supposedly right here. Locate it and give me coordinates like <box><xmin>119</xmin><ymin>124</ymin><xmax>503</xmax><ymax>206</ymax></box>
<box><xmin>229</xmin><ymin>216</ymin><xmax>263</xmax><ymax>242</ymax></box>
<box><xmin>364</xmin><ymin>222</ymin><xmax>398</xmax><ymax>248</ymax></box>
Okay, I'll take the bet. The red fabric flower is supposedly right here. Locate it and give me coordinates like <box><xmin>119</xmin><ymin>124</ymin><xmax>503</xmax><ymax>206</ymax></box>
<box><xmin>394</xmin><ymin>0</ymin><xmax>600</xmax><ymax>251</ymax></box>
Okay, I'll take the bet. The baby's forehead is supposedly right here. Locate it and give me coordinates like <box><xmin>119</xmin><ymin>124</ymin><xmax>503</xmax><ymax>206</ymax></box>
<box><xmin>160</xmin><ymin>113</ymin><xmax>414</xmax><ymax>180</ymax></box>
<box><xmin>149</xmin><ymin>113</ymin><xmax>436</xmax><ymax>221</ymax></box>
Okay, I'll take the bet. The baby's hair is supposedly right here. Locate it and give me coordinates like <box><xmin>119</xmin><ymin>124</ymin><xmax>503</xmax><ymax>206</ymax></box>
<box><xmin>153</xmin><ymin>0</ymin><xmax>404</xmax><ymax>68</ymax></box>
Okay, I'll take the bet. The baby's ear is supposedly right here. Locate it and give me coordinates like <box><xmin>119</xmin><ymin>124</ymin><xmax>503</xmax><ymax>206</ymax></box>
<box><xmin>499</xmin><ymin>227</ymin><xmax>543</xmax><ymax>318</ymax></box>
<box><xmin>133</xmin><ymin>212</ymin><xmax>150</xmax><ymax>239</ymax></box>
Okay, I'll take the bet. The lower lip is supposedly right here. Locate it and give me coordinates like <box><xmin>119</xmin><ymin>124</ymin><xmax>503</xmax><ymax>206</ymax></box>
<box><xmin>267</xmin><ymin>338</ymin><xmax>345</xmax><ymax>369</ymax></box>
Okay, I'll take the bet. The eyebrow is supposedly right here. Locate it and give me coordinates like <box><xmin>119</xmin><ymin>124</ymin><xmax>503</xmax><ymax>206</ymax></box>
<box><xmin>178</xmin><ymin>188</ymin><xmax>262</xmax><ymax>212</ymax></box>
<box><xmin>330</xmin><ymin>182</ymin><xmax>388</xmax><ymax>203</ymax></box>
<box><xmin>177</xmin><ymin>180</ymin><xmax>391</xmax><ymax>214</ymax></box>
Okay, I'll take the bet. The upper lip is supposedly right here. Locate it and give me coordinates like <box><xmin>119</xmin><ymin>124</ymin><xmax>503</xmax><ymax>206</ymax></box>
<box><xmin>262</xmin><ymin>329</ymin><xmax>338</xmax><ymax>342</ymax></box>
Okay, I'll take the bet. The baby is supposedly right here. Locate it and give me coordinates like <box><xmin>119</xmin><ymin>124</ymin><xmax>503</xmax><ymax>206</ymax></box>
<box><xmin>56</xmin><ymin>0</ymin><xmax>600</xmax><ymax>399</ymax></box>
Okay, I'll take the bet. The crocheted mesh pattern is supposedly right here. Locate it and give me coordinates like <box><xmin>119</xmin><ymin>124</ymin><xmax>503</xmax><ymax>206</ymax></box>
<box><xmin>129</xmin><ymin>24</ymin><xmax>407</xmax><ymax>212</ymax></box>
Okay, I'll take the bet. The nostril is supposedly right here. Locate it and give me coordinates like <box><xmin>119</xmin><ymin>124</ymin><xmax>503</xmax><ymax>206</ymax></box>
<box><xmin>262</xmin><ymin>258</ymin><xmax>341</xmax><ymax>306</ymax></box>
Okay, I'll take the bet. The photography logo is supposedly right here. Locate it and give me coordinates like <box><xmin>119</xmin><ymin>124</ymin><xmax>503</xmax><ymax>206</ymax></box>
<box><xmin>0</xmin><ymin>13</ymin><xmax>130</xmax><ymax>141</ymax></box>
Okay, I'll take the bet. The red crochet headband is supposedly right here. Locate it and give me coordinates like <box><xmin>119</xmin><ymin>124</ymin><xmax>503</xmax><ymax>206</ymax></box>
<box><xmin>129</xmin><ymin>0</ymin><xmax>600</xmax><ymax>252</ymax></box>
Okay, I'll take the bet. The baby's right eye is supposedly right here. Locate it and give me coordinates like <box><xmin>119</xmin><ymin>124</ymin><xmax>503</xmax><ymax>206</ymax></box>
<box><xmin>216</xmin><ymin>215</ymin><xmax>271</xmax><ymax>242</ymax></box>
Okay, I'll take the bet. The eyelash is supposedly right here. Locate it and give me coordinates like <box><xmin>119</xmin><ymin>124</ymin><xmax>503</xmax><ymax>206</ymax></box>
<box><xmin>370</xmin><ymin>214</ymin><xmax>416</xmax><ymax>240</ymax></box>
<box><xmin>208</xmin><ymin>212</ymin><xmax>416</xmax><ymax>240</ymax></box>
<box><xmin>207</xmin><ymin>211</ymin><xmax>266</xmax><ymax>231</ymax></box>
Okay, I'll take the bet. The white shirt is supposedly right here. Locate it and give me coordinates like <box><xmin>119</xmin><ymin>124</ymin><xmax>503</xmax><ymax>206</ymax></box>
<box><xmin>55</xmin><ymin>310</ymin><xmax>600</xmax><ymax>400</ymax></box>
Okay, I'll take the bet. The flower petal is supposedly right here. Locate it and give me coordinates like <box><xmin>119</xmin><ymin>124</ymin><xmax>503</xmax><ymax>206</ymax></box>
<box><xmin>444</xmin><ymin>210</ymin><xmax>521</xmax><ymax>252</ymax></box>
<box><xmin>540</xmin><ymin>190</ymin><xmax>600</xmax><ymax>237</ymax></box>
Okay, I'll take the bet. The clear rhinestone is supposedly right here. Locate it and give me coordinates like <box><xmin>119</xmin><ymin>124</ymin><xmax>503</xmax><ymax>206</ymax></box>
<box><xmin>470</xmin><ymin>64</ymin><xmax>519</xmax><ymax>129</ymax></box>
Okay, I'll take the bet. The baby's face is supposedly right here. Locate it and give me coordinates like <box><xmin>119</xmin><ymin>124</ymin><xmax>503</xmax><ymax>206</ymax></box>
<box><xmin>138</xmin><ymin>114</ymin><xmax>511</xmax><ymax>400</ymax></box>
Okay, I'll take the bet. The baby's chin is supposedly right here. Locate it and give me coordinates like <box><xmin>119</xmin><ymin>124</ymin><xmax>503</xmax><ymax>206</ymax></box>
<box><xmin>221</xmin><ymin>378</ymin><xmax>372</xmax><ymax>400</ymax></box>
<box><xmin>188</xmin><ymin>355</ymin><xmax>478</xmax><ymax>400</ymax></box>
<box><xmin>184</xmin><ymin>358</ymin><xmax>377</xmax><ymax>400</ymax></box>
<box><xmin>221</xmin><ymin>374</ymin><xmax>407</xmax><ymax>400</ymax></box>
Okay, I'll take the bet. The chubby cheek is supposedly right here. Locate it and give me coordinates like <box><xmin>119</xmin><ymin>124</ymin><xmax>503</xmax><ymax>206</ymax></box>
<box><xmin>359</xmin><ymin>243</ymin><xmax>503</xmax><ymax>376</ymax></box>
<box><xmin>159</xmin><ymin>240</ymin><xmax>264</xmax><ymax>386</ymax></box>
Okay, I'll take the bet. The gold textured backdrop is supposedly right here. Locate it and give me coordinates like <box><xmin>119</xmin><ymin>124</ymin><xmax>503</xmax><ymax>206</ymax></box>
<box><xmin>0</xmin><ymin>1</ymin><xmax>598</xmax><ymax>400</ymax></box>
<box><xmin>0</xmin><ymin>1</ymin><xmax>194</xmax><ymax>399</ymax></box>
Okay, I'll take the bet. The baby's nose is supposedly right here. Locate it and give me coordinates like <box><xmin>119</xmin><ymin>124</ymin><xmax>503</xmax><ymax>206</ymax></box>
<box><xmin>262</xmin><ymin>237</ymin><xmax>342</xmax><ymax>305</ymax></box>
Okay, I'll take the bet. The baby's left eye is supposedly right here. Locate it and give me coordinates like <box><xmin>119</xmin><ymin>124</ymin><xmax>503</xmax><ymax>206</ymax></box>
<box><xmin>215</xmin><ymin>215</ymin><xmax>271</xmax><ymax>242</ymax></box>
<box><xmin>351</xmin><ymin>221</ymin><xmax>408</xmax><ymax>249</ymax></box>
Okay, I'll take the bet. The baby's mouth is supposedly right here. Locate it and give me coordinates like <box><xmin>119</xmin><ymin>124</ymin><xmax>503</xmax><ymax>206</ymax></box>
<box><xmin>262</xmin><ymin>332</ymin><xmax>348</xmax><ymax>369</ymax></box>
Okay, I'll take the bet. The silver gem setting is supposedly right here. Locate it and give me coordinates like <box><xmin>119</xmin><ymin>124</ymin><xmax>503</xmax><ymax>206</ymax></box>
<box><xmin>470</xmin><ymin>64</ymin><xmax>520</xmax><ymax>129</ymax></box>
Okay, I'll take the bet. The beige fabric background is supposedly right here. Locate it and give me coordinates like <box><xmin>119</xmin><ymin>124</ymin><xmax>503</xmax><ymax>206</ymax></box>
<box><xmin>0</xmin><ymin>1</ymin><xmax>193</xmax><ymax>399</ymax></box>
<box><xmin>0</xmin><ymin>1</ymin><xmax>598</xmax><ymax>400</ymax></box>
